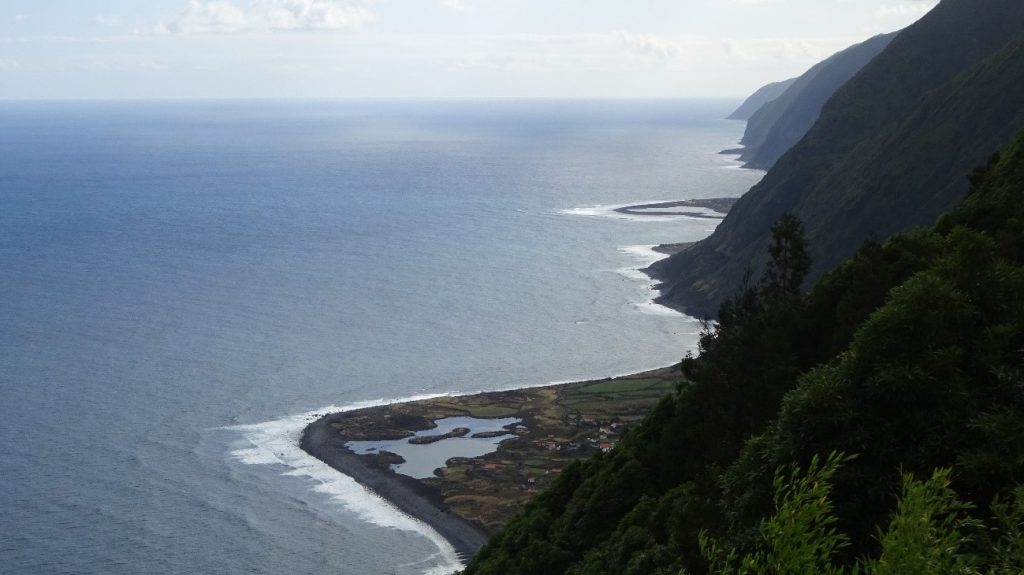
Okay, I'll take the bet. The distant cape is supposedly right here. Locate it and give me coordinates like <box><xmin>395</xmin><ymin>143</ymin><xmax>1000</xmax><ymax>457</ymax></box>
<box><xmin>655</xmin><ymin>0</ymin><xmax>1024</xmax><ymax>318</ymax></box>
<box><xmin>726</xmin><ymin>78</ymin><xmax>796</xmax><ymax>121</ymax></box>
<box><xmin>733</xmin><ymin>32</ymin><xmax>896</xmax><ymax>170</ymax></box>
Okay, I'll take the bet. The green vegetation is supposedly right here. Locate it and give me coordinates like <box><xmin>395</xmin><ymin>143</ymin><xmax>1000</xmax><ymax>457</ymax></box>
<box><xmin>700</xmin><ymin>455</ymin><xmax>1024</xmax><ymax>575</ymax></box>
<box><xmin>736</xmin><ymin>33</ymin><xmax>895</xmax><ymax>170</ymax></box>
<box><xmin>656</xmin><ymin>0</ymin><xmax>1024</xmax><ymax>318</ymax></box>
<box><xmin>326</xmin><ymin>368</ymin><xmax>681</xmax><ymax>531</ymax></box>
<box><xmin>727</xmin><ymin>78</ymin><xmax>797</xmax><ymax>122</ymax></box>
<box><xmin>462</xmin><ymin>130</ymin><xmax>1024</xmax><ymax>574</ymax></box>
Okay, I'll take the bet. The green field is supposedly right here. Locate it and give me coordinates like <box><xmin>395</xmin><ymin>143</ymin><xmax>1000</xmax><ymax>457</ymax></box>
<box><xmin>327</xmin><ymin>365</ymin><xmax>683</xmax><ymax>531</ymax></box>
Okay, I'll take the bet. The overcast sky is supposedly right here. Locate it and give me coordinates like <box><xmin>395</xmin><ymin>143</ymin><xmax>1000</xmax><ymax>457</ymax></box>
<box><xmin>0</xmin><ymin>0</ymin><xmax>938</xmax><ymax>99</ymax></box>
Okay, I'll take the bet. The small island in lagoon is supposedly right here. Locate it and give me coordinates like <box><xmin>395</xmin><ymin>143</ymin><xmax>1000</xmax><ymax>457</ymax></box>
<box><xmin>302</xmin><ymin>365</ymin><xmax>683</xmax><ymax>556</ymax></box>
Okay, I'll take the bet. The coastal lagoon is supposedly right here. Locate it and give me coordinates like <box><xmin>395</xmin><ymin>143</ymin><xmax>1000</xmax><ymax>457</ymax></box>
<box><xmin>0</xmin><ymin>100</ymin><xmax>762</xmax><ymax>574</ymax></box>
<box><xmin>347</xmin><ymin>416</ymin><xmax>521</xmax><ymax>479</ymax></box>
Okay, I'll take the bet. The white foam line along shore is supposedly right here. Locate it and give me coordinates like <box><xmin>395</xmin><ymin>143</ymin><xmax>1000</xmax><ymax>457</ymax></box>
<box><xmin>558</xmin><ymin>201</ymin><xmax>720</xmax><ymax>222</ymax></box>
<box><xmin>224</xmin><ymin>395</ymin><xmax>464</xmax><ymax>575</ymax></box>
<box><xmin>616</xmin><ymin>244</ymin><xmax>688</xmax><ymax>317</ymax></box>
<box><xmin>224</xmin><ymin>348</ymin><xmax>716</xmax><ymax>574</ymax></box>
<box><xmin>560</xmin><ymin>199</ymin><xmax>719</xmax><ymax>315</ymax></box>
<box><xmin>223</xmin><ymin>237</ymin><xmax>702</xmax><ymax>573</ymax></box>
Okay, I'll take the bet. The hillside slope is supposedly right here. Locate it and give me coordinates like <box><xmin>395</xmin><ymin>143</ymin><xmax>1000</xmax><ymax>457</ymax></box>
<box><xmin>726</xmin><ymin>78</ymin><xmax>796</xmax><ymax>121</ymax></box>
<box><xmin>654</xmin><ymin>0</ymin><xmax>1024</xmax><ymax>318</ymax></box>
<box><xmin>463</xmin><ymin>127</ymin><xmax>1024</xmax><ymax>575</ymax></box>
<box><xmin>737</xmin><ymin>32</ymin><xmax>895</xmax><ymax>170</ymax></box>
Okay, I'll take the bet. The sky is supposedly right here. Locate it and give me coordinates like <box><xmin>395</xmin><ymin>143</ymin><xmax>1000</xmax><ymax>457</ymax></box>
<box><xmin>0</xmin><ymin>0</ymin><xmax>938</xmax><ymax>99</ymax></box>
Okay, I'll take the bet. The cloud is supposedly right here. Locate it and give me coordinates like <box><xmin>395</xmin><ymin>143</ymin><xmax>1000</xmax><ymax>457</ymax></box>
<box><xmin>874</xmin><ymin>1</ymin><xmax>937</xmax><ymax>18</ymax></box>
<box><xmin>590</xmin><ymin>30</ymin><xmax>859</xmax><ymax>70</ymax></box>
<box><xmin>0</xmin><ymin>58</ymin><xmax>21</xmax><ymax>71</ymax></box>
<box><xmin>158</xmin><ymin>0</ymin><xmax>376</xmax><ymax>34</ymax></box>
<box><xmin>441</xmin><ymin>0</ymin><xmax>473</xmax><ymax>11</ymax></box>
<box><xmin>94</xmin><ymin>14</ymin><xmax>125</xmax><ymax>27</ymax></box>
<box><xmin>258</xmin><ymin>0</ymin><xmax>377</xmax><ymax>30</ymax></box>
<box><xmin>452</xmin><ymin>54</ymin><xmax>517</xmax><ymax>70</ymax></box>
<box><xmin>725</xmin><ymin>37</ymin><xmax>840</xmax><ymax>61</ymax></box>
<box><xmin>136</xmin><ymin>59</ymin><xmax>171</xmax><ymax>71</ymax></box>
<box><xmin>158</xmin><ymin>1</ymin><xmax>247</xmax><ymax>34</ymax></box>
<box><xmin>613</xmin><ymin>31</ymin><xmax>687</xmax><ymax>61</ymax></box>
<box><xmin>719</xmin><ymin>0</ymin><xmax>786</xmax><ymax>5</ymax></box>
<box><xmin>14</xmin><ymin>14</ymin><xmax>30</xmax><ymax>22</ymax></box>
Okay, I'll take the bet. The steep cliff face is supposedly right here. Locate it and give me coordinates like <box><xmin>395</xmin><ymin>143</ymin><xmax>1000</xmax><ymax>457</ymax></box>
<box><xmin>736</xmin><ymin>33</ymin><xmax>895</xmax><ymax>170</ymax></box>
<box><xmin>726</xmin><ymin>77</ymin><xmax>796</xmax><ymax>121</ymax></box>
<box><xmin>466</xmin><ymin>128</ymin><xmax>1024</xmax><ymax>575</ymax></box>
<box><xmin>654</xmin><ymin>0</ymin><xmax>1024</xmax><ymax>318</ymax></box>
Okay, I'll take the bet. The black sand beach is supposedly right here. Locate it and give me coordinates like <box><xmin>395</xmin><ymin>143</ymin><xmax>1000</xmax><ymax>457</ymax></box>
<box><xmin>294</xmin><ymin>198</ymin><xmax>720</xmax><ymax>562</ymax></box>
<box><xmin>300</xmin><ymin>414</ymin><xmax>491</xmax><ymax>560</ymax></box>
<box><xmin>298</xmin><ymin>367</ymin><xmax>684</xmax><ymax>563</ymax></box>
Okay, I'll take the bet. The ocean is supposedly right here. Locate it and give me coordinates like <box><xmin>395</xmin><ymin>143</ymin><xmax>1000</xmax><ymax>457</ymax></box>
<box><xmin>0</xmin><ymin>100</ymin><xmax>762</xmax><ymax>574</ymax></box>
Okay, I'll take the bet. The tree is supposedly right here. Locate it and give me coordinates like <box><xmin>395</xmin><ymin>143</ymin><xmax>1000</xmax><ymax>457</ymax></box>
<box><xmin>698</xmin><ymin>457</ymin><xmax>1024</xmax><ymax>575</ymax></box>
<box><xmin>761</xmin><ymin>214</ymin><xmax>811</xmax><ymax>301</ymax></box>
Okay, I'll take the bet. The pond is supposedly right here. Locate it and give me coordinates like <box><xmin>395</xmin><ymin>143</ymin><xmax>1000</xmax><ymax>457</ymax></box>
<box><xmin>346</xmin><ymin>416</ymin><xmax>522</xmax><ymax>479</ymax></box>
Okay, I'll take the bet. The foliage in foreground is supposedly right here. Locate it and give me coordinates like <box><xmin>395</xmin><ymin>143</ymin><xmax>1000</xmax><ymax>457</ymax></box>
<box><xmin>700</xmin><ymin>453</ymin><xmax>1024</xmax><ymax>575</ymax></box>
<box><xmin>463</xmin><ymin>132</ymin><xmax>1024</xmax><ymax>575</ymax></box>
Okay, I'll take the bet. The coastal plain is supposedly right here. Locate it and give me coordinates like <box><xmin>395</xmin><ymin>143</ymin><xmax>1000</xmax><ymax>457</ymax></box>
<box><xmin>302</xmin><ymin>365</ymin><xmax>683</xmax><ymax>554</ymax></box>
<box><xmin>299</xmin><ymin>196</ymin><xmax>732</xmax><ymax>558</ymax></box>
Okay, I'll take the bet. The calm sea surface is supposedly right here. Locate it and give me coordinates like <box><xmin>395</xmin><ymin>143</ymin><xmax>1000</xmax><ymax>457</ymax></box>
<box><xmin>0</xmin><ymin>100</ymin><xmax>762</xmax><ymax>574</ymax></box>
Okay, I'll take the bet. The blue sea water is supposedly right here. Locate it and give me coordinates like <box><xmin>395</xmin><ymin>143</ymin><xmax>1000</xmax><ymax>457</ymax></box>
<box><xmin>0</xmin><ymin>100</ymin><xmax>762</xmax><ymax>574</ymax></box>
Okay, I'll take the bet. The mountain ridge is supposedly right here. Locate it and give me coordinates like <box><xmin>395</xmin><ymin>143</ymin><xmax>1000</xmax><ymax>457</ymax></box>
<box><xmin>725</xmin><ymin>77</ymin><xmax>796</xmax><ymax>121</ymax></box>
<box><xmin>654</xmin><ymin>0</ymin><xmax>1024</xmax><ymax>318</ymax></box>
<box><xmin>735</xmin><ymin>32</ymin><xmax>896</xmax><ymax>170</ymax></box>
<box><xmin>462</xmin><ymin>124</ymin><xmax>1024</xmax><ymax>575</ymax></box>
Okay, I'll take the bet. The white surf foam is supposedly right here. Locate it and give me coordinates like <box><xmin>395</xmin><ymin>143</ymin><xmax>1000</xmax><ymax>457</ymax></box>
<box><xmin>224</xmin><ymin>395</ymin><xmax>465</xmax><ymax>574</ymax></box>
<box><xmin>559</xmin><ymin>201</ymin><xmax>722</xmax><ymax>222</ymax></box>
<box><xmin>721</xmin><ymin>163</ymin><xmax>763</xmax><ymax>172</ymax></box>
<box><xmin>619</xmin><ymin>244</ymin><xmax>664</xmax><ymax>262</ymax></box>
<box><xmin>615</xmin><ymin>244</ymin><xmax>685</xmax><ymax>317</ymax></box>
